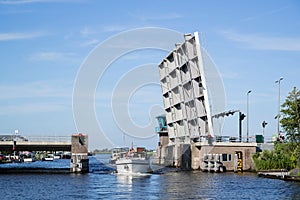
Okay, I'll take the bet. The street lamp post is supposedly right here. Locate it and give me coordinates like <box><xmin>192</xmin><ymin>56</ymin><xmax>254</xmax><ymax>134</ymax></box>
<box><xmin>247</xmin><ymin>90</ymin><xmax>252</xmax><ymax>142</ymax></box>
<box><xmin>275</xmin><ymin>77</ymin><xmax>283</xmax><ymax>139</ymax></box>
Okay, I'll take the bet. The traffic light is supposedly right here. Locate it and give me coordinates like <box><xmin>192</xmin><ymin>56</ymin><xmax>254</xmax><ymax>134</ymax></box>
<box><xmin>239</xmin><ymin>112</ymin><xmax>246</xmax><ymax>142</ymax></box>
<box><xmin>239</xmin><ymin>113</ymin><xmax>246</xmax><ymax>121</ymax></box>
<box><xmin>262</xmin><ymin>121</ymin><xmax>268</xmax><ymax>128</ymax></box>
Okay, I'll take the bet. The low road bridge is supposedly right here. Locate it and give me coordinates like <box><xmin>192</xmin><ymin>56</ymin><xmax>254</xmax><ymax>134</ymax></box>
<box><xmin>0</xmin><ymin>136</ymin><xmax>71</xmax><ymax>152</ymax></box>
<box><xmin>0</xmin><ymin>134</ymin><xmax>89</xmax><ymax>173</ymax></box>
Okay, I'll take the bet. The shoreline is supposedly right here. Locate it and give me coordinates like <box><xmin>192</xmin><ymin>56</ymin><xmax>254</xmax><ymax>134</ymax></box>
<box><xmin>257</xmin><ymin>170</ymin><xmax>300</xmax><ymax>182</ymax></box>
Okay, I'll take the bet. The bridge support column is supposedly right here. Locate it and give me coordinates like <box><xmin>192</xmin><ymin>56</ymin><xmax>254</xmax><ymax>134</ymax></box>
<box><xmin>70</xmin><ymin>134</ymin><xmax>89</xmax><ymax>173</ymax></box>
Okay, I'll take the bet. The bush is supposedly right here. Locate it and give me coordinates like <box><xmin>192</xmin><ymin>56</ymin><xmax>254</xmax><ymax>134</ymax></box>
<box><xmin>253</xmin><ymin>143</ymin><xmax>297</xmax><ymax>171</ymax></box>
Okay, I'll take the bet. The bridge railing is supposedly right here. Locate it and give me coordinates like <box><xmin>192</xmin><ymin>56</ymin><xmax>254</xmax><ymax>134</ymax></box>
<box><xmin>24</xmin><ymin>136</ymin><xmax>71</xmax><ymax>143</ymax></box>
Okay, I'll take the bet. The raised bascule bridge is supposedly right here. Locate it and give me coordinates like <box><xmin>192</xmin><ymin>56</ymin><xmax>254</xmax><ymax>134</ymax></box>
<box><xmin>152</xmin><ymin>32</ymin><xmax>257</xmax><ymax>172</ymax></box>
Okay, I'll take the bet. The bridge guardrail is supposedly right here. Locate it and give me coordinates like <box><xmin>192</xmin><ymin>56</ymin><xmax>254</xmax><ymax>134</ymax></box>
<box><xmin>23</xmin><ymin>136</ymin><xmax>71</xmax><ymax>143</ymax></box>
<box><xmin>0</xmin><ymin>135</ymin><xmax>71</xmax><ymax>142</ymax></box>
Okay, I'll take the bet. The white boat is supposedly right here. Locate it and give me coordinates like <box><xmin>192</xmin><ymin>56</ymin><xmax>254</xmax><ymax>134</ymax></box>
<box><xmin>115</xmin><ymin>147</ymin><xmax>152</xmax><ymax>174</ymax></box>
<box><xmin>53</xmin><ymin>155</ymin><xmax>61</xmax><ymax>160</ymax></box>
<box><xmin>109</xmin><ymin>147</ymin><xmax>129</xmax><ymax>165</ymax></box>
<box><xmin>42</xmin><ymin>157</ymin><xmax>54</xmax><ymax>161</ymax></box>
<box><xmin>23</xmin><ymin>158</ymin><xmax>34</xmax><ymax>162</ymax></box>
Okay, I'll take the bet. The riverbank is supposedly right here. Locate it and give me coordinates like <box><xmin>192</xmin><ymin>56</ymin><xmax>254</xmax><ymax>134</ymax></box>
<box><xmin>258</xmin><ymin>169</ymin><xmax>300</xmax><ymax>182</ymax></box>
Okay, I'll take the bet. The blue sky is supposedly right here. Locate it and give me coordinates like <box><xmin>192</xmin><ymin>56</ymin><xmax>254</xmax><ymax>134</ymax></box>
<box><xmin>0</xmin><ymin>0</ymin><xmax>299</xmax><ymax>150</ymax></box>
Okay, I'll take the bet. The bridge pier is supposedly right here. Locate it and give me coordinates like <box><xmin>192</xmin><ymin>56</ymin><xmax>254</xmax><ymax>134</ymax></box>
<box><xmin>70</xmin><ymin>134</ymin><xmax>89</xmax><ymax>173</ymax></box>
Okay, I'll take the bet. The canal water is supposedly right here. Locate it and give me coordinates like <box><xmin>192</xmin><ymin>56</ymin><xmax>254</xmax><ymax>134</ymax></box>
<box><xmin>0</xmin><ymin>154</ymin><xmax>299</xmax><ymax>200</ymax></box>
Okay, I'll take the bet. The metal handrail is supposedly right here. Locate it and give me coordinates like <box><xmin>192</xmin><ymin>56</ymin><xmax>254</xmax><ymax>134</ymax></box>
<box><xmin>22</xmin><ymin>136</ymin><xmax>71</xmax><ymax>143</ymax></box>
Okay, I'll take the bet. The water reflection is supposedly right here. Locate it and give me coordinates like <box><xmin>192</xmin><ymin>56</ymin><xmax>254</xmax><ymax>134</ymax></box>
<box><xmin>116</xmin><ymin>173</ymin><xmax>151</xmax><ymax>185</ymax></box>
<box><xmin>116</xmin><ymin>174</ymin><xmax>134</xmax><ymax>186</ymax></box>
<box><xmin>155</xmin><ymin>171</ymin><xmax>300</xmax><ymax>199</ymax></box>
<box><xmin>115</xmin><ymin>173</ymin><xmax>152</xmax><ymax>198</ymax></box>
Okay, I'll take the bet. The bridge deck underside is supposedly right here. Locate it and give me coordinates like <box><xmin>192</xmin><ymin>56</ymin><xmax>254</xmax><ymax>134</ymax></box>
<box><xmin>0</xmin><ymin>144</ymin><xmax>71</xmax><ymax>152</ymax></box>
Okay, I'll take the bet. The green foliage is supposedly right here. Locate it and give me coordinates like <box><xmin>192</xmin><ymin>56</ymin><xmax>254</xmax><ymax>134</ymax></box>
<box><xmin>93</xmin><ymin>148</ymin><xmax>111</xmax><ymax>154</ymax></box>
<box><xmin>253</xmin><ymin>87</ymin><xmax>300</xmax><ymax>171</ymax></box>
<box><xmin>253</xmin><ymin>143</ymin><xmax>297</xmax><ymax>171</ymax></box>
<box><xmin>280</xmin><ymin>87</ymin><xmax>300</xmax><ymax>143</ymax></box>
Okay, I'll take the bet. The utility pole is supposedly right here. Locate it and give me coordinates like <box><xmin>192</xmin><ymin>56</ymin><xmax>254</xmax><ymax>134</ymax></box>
<box><xmin>275</xmin><ymin>77</ymin><xmax>283</xmax><ymax>139</ymax></box>
<box><xmin>246</xmin><ymin>90</ymin><xmax>252</xmax><ymax>142</ymax></box>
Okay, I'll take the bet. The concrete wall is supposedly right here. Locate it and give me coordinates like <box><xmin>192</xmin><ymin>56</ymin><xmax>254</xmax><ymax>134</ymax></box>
<box><xmin>154</xmin><ymin>142</ymin><xmax>256</xmax><ymax>172</ymax></box>
<box><xmin>194</xmin><ymin>143</ymin><xmax>256</xmax><ymax>171</ymax></box>
<box><xmin>70</xmin><ymin>134</ymin><xmax>89</xmax><ymax>173</ymax></box>
<box><xmin>152</xmin><ymin>144</ymin><xmax>176</xmax><ymax>167</ymax></box>
<box><xmin>180</xmin><ymin>144</ymin><xmax>191</xmax><ymax>169</ymax></box>
<box><xmin>159</xmin><ymin>134</ymin><xmax>169</xmax><ymax>147</ymax></box>
<box><xmin>191</xmin><ymin>144</ymin><xmax>201</xmax><ymax>170</ymax></box>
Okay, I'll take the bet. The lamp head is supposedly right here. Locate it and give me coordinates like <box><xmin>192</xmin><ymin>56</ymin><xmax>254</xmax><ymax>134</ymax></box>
<box><xmin>276</xmin><ymin>77</ymin><xmax>284</xmax><ymax>83</ymax></box>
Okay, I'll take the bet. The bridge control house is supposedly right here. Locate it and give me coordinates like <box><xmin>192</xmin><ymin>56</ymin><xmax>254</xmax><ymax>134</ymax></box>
<box><xmin>152</xmin><ymin>32</ymin><xmax>257</xmax><ymax>172</ymax></box>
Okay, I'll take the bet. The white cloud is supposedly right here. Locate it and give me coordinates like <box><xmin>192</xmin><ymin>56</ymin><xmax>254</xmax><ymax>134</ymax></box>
<box><xmin>0</xmin><ymin>9</ymin><xmax>33</xmax><ymax>14</ymax></box>
<box><xmin>241</xmin><ymin>6</ymin><xmax>289</xmax><ymax>22</ymax></box>
<box><xmin>0</xmin><ymin>81</ymin><xmax>72</xmax><ymax>114</ymax></box>
<box><xmin>80</xmin><ymin>27</ymin><xmax>96</xmax><ymax>37</ymax></box>
<box><xmin>101</xmin><ymin>25</ymin><xmax>130</xmax><ymax>33</ymax></box>
<box><xmin>0</xmin><ymin>32</ymin><xmax>44</xmax><ymax>41</ymax></box>
<box><xmin>81</xmin><ymin>25</ymin><xmax>132</xmax><ymax>35</ymax></box>
<box><xmin>0</xmin><ymin>0</ymin><xmax>83</xmax><ymax>4</ymax></box>
<box><xmin>130</xmin><ymin>12</ymin><xmax>182</xmax><ymax>21</ymax></box>
<box><xmin>29</xmin><ymin>51</ymin><xmax>77</xmax><ymax>62</ymax></box>
<box><xmin>80</xmin><ymin>39</ymin><xmax>99</xmax><ymax>47</ymax></box>
<box><xmin>221</xmin><ymin>30</ymin><xmax>300</xmax><ymax>51</ymax></box>
<box><xmin>0</xmin><ymin>81</ymin><xmax>72</xmax><ymax>100</ymax></box>
<box><xmin>0</xmin><ymin>103</ymin><xmax>69</xmax><ymax>115</ymax></box>
<box><xmin>0</xmin><ymin>0</ymin><xmax>42</xmax><ymax>4</ymax></box>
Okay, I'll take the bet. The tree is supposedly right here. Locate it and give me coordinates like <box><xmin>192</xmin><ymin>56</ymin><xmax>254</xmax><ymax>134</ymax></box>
<box><xmin>280</xmin><ymin>87</ymin><xmax>300</xmax><ymax>143</ymax></box>
<box><xmin>252</xmin><ymin>88</ymin><xmax>300</xmax><ymax>171</ymax></box>
<box><xmin>253</xmin><ymin>143</ymin><xmax>296</xmax><ymax>170</ymax></box>
<box><xmin>280</xmin><ymin>87</ymin><xmax>300</xmax><ymax>167</ymax></box>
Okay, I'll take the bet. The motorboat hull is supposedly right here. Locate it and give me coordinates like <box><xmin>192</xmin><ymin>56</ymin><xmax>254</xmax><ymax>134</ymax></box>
<box><xmin>116</xmin><ymin>158</ymin><xmax>152</xmax><ymax>174</ymax></box>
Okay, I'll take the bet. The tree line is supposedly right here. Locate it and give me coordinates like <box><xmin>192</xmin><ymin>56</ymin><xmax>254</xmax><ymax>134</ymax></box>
<box><xmin>253</xmin><ymin>87</ymin><xmax>300</xmax><ymax>171</ymax></box>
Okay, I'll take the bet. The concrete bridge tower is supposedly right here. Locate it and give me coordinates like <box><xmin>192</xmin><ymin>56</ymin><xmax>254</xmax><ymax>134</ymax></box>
<box><xmin>70</xmin><ymin>134</ymin><xmax>89</xmax><ymax>173</ymax></box>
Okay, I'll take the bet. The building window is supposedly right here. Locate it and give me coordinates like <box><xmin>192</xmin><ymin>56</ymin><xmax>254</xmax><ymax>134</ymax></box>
<box><xmin>222</xmin><ymin>154</ymin><xmax>232</xmax><ymax>162</ymax></box>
